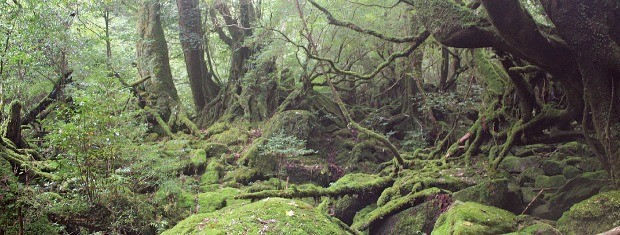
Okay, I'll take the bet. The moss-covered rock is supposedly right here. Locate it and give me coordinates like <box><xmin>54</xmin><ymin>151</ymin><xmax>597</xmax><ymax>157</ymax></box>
<box><xmin>264</xmin><ymin>110</ymin><xmax>319</xmax><ymax>142</ymax></box>
<box><xmin>541</xmin><ymin>160</ymin><xmax>563</xmax><ymax>176</ymax></box>
<box><xmin>557</xmin><ymin>191</ymin><xmax>620</xmax><ymax>234</ymax></box>
<box><xmin>500</xmin><ymin>156</ymin><xmax>541</xmax><ymax>173</ymax></box>
<box><xmin>222</xmin><ymin>166</ymin><xmax>261</xmax><ymax>185</ymax></box>
<box><xmin>562</xmin><ymin>165</ymin><xmax>581</xmax><ymax>179</ymax></box>
<box><xmin>452</xmin><ymin>178</ymin><xmax>522</xmax><ymax>213</ymax></box>
<box><xmin>209</xmin><ymin>122</ymin><xmax>250</xmax><ymax>147</ymax></box>
<box><xmin>371</xmin><ymin>199</ymin><xmax>443</xmax><ymax>235</ymax></box>
<box><xmin>196</xmin><ymin>187</ymin><xmax>246</xmax><ymax>213</ymax></box>
<box><xmin>161</xmin><ymin>197</ymin><xmax>352</xmax><ymax>235</ymax></box>
<box><xmin>431</xmin><ymin>201</ymin><xmax>516</xmax><ymax>235</ymax></box>
<box><xmin>534</xmin><ymin>175</ymin><xmax>566</xmax><ymax>189</ymax></box>
<box><xmin>577</xmin><ymin>157</ymin><xmax>604</xmax><ymax>172</ymax></box>
<box><xmin>544</xmin><ymin>176</ymin><xmax>610</xmax><ymax>219</ymax></box>
<box><xmin>203</xmin><ymin>142</ymin><xmax>229</xmax><ymax>158</ymax></box>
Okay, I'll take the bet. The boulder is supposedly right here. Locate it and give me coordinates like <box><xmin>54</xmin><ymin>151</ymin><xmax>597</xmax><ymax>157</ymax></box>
<box><xmin>371</xmin><ymin>199</ymin><xmax>444</xmax><ymax>235</ymax></box>
<box><xmin>452</xmin><ymin>179</ymin><xmax>523</xmax><ymax>213</ymax></box>
<box><xmin>544</xmin><ymin>176</ymin><xmax>609</xmax><ymax>219</ymax></box>
<box><xmin>161</xmin><ymin>197</ymin><xmax>352</xmax><ymax>235</ymax></box>
<box><xmin>431</xmin><ymin>201</ymin><xmax>516</xmax><ymax>235</ymax></box>
<box><xmin>557</xmin><ymin>191</ymin><xmax>620</xmax><ymax>235</ymax></box>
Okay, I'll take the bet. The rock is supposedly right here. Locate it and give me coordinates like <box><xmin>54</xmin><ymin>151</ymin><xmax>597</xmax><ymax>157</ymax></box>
<box><xmin>264</xmin><ymin>110</ymin><xmax>320</xmax><ymax>144</ymax></box>
<box><xmin>577</xmin><ymin>157</ymin><xmax>604</xmax><ymax>172</ymax></box>
<box><xmin>431</xmin><ymin>201</ymin><xmax>516</xmax><ymax>235</ymax></box>
<box><xmin>203</xmin><ymin>142</ymin><xmax>229</xmax><ymax>158</ymax></box>
<box><xmin>326</xmin><ymin>194</ymin><xmax>378</xmax><ymax>226</ymax></box>
<box><xmin>371</xmin><ymin>199</ymin><xmax>443</xmax><ymax>235</ymax></box>
<box><xmin>534</xmin><ymin>175</ymin><xmax>567</xmax><ymax>189</ymax></box>
<box><xmin>562</xmin><ymin>166</ymin><xmax>581</xmax><ymax>179</ymax></box>
<box><xmin>452</xmin><ymin>179</ymin><xmax>523</xmax><ymax>213</ymax></box>
<box><xmin>518</xmin><ymin>167</ymin><xmax>545</xmax><ymax>186</ymax></box>
<box><xmin>504</xmin><ymin>215</ymin><xmax>561</xmax><ymax>235</ymax></box>
<box><xmin>544</xmin><ymin>176</ymin><xmax>610</xmax><ymax>220</ymax></box>
<box><xmin>582</xmin><ymin>170</ymin><xmax>609</xmax><ymax>180</ymax></box>
<box><xmin>541</xmin><ymin>160</ymin><xmax>563</xmax><ymax>176</ymax></box>
<box><xmin>557</xmin><ymin>191</ymin><xmax>620</xmax><ymax>235</ymax></box>
<box><xmin>500</xmin><ymin>156</ymin><xmax>541</xmax><ymax>173</ymax></box>
<box><xmin>161</xmin><ymin>198</ymin><xmax>352</xmax><ymax>235</ymax></box>
<box><xmin>196</xmin><ymin>187</ymin><xmax>246</xmax><ymax>213</ymax></box>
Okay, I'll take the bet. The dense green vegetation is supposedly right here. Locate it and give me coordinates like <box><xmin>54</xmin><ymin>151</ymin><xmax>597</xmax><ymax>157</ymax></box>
<box><xmin>1</xmin><ymin>0</ymin><xmax>619</xmax><ymax>234</ymax></box>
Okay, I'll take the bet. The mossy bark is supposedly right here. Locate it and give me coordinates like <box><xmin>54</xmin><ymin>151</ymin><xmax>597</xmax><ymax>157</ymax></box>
<box><xmin>136</xmin><ymin>0</ymin><xmax>179</xmax><ymax>122</ymax></box>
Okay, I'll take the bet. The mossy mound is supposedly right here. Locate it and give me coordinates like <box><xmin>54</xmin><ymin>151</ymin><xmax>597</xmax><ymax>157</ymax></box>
<box><xmin>371</xmin><ymin>199</ymin><xmax>443</xmax><ymax>235</ymax></box>
<box><xmin>431</xmin><ymin>201</ymin><xmax>516</xmax><ymax>235</ymax></box>
<box><xmin>452</xmin><ymin>178</ymin><xmax>522</xmax><ymax>213</ymax></box>
<box><xmin>161</xmin><ymin>197</ymin><xmax>352</xmax><ymax>235</ymax></box>
<box><xmin>196</xmin><ymin>187</ymin><xmax>247</xmax><ymax>213</ymax></box>
<box><xmin>264</xmin><ymin>110</ymin><xmax>319</xmax><ymax>141</ymax></box>
<box><xmin>557</xmin><ymin>190</ymin><xmax>620</xmax><ymax>235</ymax></box>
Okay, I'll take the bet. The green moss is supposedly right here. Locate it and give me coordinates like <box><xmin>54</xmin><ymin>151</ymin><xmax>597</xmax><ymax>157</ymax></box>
<box><xmin>196</xmin><ymin>187</ymin><xmax>247</xmax><ymax>213</ymax></box>
<box><xmin>190</xmin><ymin>149</ymin><xmax>207</xmax><ymax>166</ymax></box>
<box><xmin>562</xmin><ymin>166</ymin><xmax>581</xmax><ymax>179</ymax></box>
<box><xmin>205</xmin><ymin>122</ymin><xmax>229</xmax><ymax>136</ymax></box>
<box><xmin>203</xmin><ymin>142</ymin><xmax>229</xmax><ymax>158</ymax></box>
<box><xmin>431</xmin><ymin>201</ymin><xmax>516</xmax><ymax>235</ymax></box>
<box><xmin>541</xmin><ymin>160</ymin><xmax>563</xmax><ymax>176</ymax></box>
<box><xmin>209</xmin><ymin>121</ymin><xmax>250</xmax><ymax>146</ymax></box>
<box><xmin>534</xmin><ymin>175</ymin><xmax>567</xmax><ymax>189</ymax></box>
<box><xmin>452</xmin><ymin>179</ymin><xmax>512</xmax><ymax>208</ymax></box>
<box><xmin>581</xmin><ymin>170</ymin><xmax>609</xmax><ymax>180</ymax></box>
<box><xmin>161</xmin><ymin>198</ymin><xmax>352</xmax><ymax>235</ymax></box>
<box><xmin>557</xmin><ymin>191</ymin><xmax>620</xmax><ymax>234</ymax></box>
<box><xmin>222</xmin><ymin>166</ymin><xmax>260</xmax><ymax>185</ymax></box>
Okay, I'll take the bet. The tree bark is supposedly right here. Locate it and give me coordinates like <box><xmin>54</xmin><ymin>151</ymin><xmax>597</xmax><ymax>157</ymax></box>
<box><xmin>136</xmin><ymin>0</ymin><xmax>179</xmax><ymax>121</ymax></box>
<box><xmin>177</xmin><ymin>0</ymin><xmax>219</xmax><ymax>112</ymax></box>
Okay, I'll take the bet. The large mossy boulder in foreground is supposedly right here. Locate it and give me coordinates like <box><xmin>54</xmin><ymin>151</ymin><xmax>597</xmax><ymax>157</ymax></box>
<box><xmin>557</xmin><ymin>190</ymin><xmax>620</xmax><ymax>235</ymax></box>
<box><xmin>431</xmin><ymin>201</ymin><xmax>516</xmax><ymax>235</ymax></box>
<box><xmin>161</xmin><ymin>197</ymin><xmax>352</xmax><ymax>235</ymax></box>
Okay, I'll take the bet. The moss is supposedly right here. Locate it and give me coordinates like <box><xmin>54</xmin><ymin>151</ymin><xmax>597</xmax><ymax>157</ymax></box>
<box><xmin>562</xmin><ymin>166</ymin><xmax>581</xmax><ymax>179</ymax></box>
<box><xmin>205</xmin><ymin>122</ymin><xmax>228</xmax><ymax>136</ymax></box>
<box><xmin>581</xmin><ymin>170</ymin><xmax>609</xmax><ymax>180</ymax></box>
<box><xmin>264</xmin><ymin>110</ymin><xmax>319</xmax><ymax>141</ymax></box>
<box><xmin>577</xmin><ymin>157</ymin><xmax>604</xmax><ymax>172</ymax></box>
<box><xmin>541</xmin><ymin>160</ymin><xmax>563</xmax><ymax>176</ymax></box>
<box><xmin>534</xmin><ymin>175</ymin><xmax>567</xmax><ymax>189</ymax></box>
<box><xmin>452</xmin><ymin>178</ymin><xmax>519</xmax><ymax>211</ymax></box>
<box><xmin>203</xmin><ymin>142</ymin><xmax>229</xmax><ymax>158</ymax></box>
<box><xmin>200</xmin><ymin>171</ymin><xmax>219</xmax><ymax>185</ymax></box>
<box><xmin>557</xmin><ymin>191</ymin><xmax>620</xmax><ymax>234</ymax></box>
<box><xmin>222</xmin><ymin>166</ymin><xmax>260</xmax><ymax>185</ymax></box>
<box><xmin>161</xmin><ymin>197</ymin><xmax>353</xmax><ymax>235</ymax></box>
<box><xmin>209</xmin><ymin>121</ymin><xmax>250</xmax><ymax>147</ymax></box>
<box><xmin>196</xmin><ymin>187</ymin><xmax>247</xmax><ymax>213</ymax></box>
<box><xmin>190</xmin><ymin>149</ymin><xmax>207</xmax><ymax>167</ymax></box>
<box><xmin>431</xmin><ymin>201</ymin><xmax>516</xmax><ymax>235</ymax></box>
<box><xmin>500</xmin><ymin>156</ymin><xmax>540</xmax><ymax>173</ymax></box>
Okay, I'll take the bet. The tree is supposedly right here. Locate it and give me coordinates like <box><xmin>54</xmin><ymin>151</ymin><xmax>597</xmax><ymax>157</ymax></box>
<box><xmin>402</xmin><ymin>0</ymin><xmax>620</xmax><ymax>186</ymax></box>
<box><xmin>136</xmin><ymin>0</ymin><xmax>179</xmax><ymax>122</ymax></box>
<box><xmin>176</xmin><ymin>0</ymin><xmax>219</xmax><ymax>112</ymax></box>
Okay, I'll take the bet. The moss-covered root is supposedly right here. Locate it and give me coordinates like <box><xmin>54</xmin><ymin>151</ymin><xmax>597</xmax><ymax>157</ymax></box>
<box><xmin>1</xmin><ymin>144</ymin><xmax>58</xmax><ymax>181</ymax></box>
<box><xmin>144</xmin><ymin>106</ymin><xmax>176</xmax><ymax>138</ymax></box>
<box><xmin>236</xmin><ymin>173</ymin><xmax>395</xmax><ymax>200</ymax></box>
<box><xmin>352</xmin><ymin>187</ymin><xmax>446</xmax><ymax>231</ymax></box>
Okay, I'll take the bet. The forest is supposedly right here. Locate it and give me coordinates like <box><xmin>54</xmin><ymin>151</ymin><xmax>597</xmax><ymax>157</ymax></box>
<box><xmin>1</xmin><ymin>0</ymin><xmax>619</xmax><ymax>234</ymax></box>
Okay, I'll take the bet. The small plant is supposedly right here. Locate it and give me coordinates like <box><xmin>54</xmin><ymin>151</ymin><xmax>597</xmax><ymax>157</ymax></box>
<box><xmin>261</xmin><ymin>132</ymin><xmax>316</xmax><ymax>186</ymax></box>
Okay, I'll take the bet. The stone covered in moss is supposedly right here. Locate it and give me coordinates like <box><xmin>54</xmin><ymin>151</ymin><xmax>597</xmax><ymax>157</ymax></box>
<box><xmin>203</xmin><ymin>142</ymin><xmax>229</xmax><ymax>158</ymax></box>
<box><xmin>452</xmin><ymin>178</ymin><xmax>522</xmax><ymax>213</ymax></box>
<box><xmin>161</xmin><ymin>197</ymin><xmax>352</xmax><ymax>235</ymax></box>
<box><xmin>500</xmin><ymin>156</ymin><xmax>541</xmax><ymax>173</ymax></box>
<box><xmin>371</xmin><ymin>199</ymin><xmax>443</xmax><ymax>235</ymax></box>
<box><xmin>264</xmin><ymin>110</ymin><xmax>319</xmax><ymax>141</ymax></box>
<box><xmin>544</xmin><ymin>176</ymin><xmax>610</xmax><ymax>219</ymax></box>
<box><xmin>431</xmin><ymin>201</ymin><xmax>516</xmax><ymax>235</ymax></box>
<box><xmin>557</xmin><ymin>190</ymin><xmax>620</xmax><ymax>234</ymax></box>
<box><xmin>196</xmin><ymin>187</ymin><xmax>246</xmax><ymax>213</ymax></box>
<box><xmin>534</xmin><ymin>175</ymin><xmax>566</xmax><ymax>189</ymax></box>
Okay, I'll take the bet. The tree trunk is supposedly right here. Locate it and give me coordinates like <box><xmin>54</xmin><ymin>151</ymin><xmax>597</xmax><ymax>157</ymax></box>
<box><xmin>136</xmin><ymin>0</ymin><xmax>179</xmax><ymax>121</ymax></box>
<box><xmin>177</xmin><ymin>0</ymin><xmax>219</xmax><ymax>112</ymax></box>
